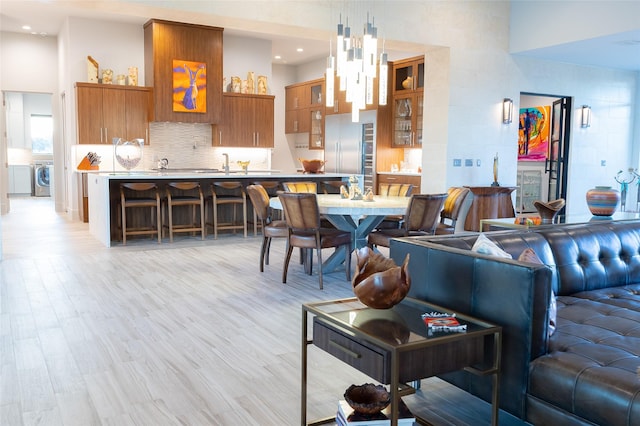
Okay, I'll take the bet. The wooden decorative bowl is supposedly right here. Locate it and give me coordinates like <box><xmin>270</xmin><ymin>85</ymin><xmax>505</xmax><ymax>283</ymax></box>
<box><xmin>344</xmin><ymin>383</ymin><xmax>391</xmax><ymax>415</ymax></box>
<box><xmin>299</xmin><ymin>158</ymin><xmax>325</xmax><ymax>174</ymax></box>
<box><xmin>352</xmin><ymin>247</ymin><xmax>411</xmax><ymax>309</ymax></box>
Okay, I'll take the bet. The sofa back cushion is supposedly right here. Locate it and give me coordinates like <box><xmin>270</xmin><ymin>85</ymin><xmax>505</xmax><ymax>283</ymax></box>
<box><xmin>536</xmin><ymin>221</ymin><xmax>640</xmax><ymax>296</ymax></box>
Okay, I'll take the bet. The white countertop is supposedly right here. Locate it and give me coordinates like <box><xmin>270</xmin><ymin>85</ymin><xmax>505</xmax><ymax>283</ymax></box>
<box><xmin>377</xmin><ymin>171</ymin><xmax>421</xmax><ymax>177</ymax></box>
<box><xmin>87</xmin><ymin>171</ymin><xmax>351</xmax><ymax>180</ymax></box>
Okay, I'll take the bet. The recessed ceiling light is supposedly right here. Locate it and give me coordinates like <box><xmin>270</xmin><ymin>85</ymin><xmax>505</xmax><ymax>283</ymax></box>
<box><xmin>274</xmin><ymin>55</ymin><xmax>282</xmax><ymax>60</ymax></box>
<box><xmin>296</xmin><ymin>48</ymin><xmax>303</xmax><ymax>52</ymax></box>
<box><xmin>22</xmin><ymin>25</ymin><xmax>31</xmax><ymax>30</ymax></box>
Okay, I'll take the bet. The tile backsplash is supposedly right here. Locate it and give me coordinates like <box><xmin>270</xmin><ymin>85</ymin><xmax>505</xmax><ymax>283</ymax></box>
<box><xmin>72</xmin><ymin>122</ymin><xmax>271</xmax><ymax>172</ymax></box>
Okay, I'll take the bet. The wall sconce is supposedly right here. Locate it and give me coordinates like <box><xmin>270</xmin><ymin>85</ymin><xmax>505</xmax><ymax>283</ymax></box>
<box><xmin>581</xmin><ymin>105</ymin><xmax>592</xmax><ymax>128</ymax></box>
<box><xmin>502</xmin><ymin>98</ymin><xmax>513</xmax><ymax>124</ymax></box>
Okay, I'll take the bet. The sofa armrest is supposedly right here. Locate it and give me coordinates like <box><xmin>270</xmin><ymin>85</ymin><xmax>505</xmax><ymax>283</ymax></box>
<box><xmin>390</xmin><ymin>237</ymin><xmax>552</xmax><ymax>420</ymax></box>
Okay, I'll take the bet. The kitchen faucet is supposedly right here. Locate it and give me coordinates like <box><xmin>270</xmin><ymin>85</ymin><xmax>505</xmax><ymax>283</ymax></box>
<box><xmin>222</xmin><ymin>153</ymin><xmax>229</xmax><ymax>174</ymax></box>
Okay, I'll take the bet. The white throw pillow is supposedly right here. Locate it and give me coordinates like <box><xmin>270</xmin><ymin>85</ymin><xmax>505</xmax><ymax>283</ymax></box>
<box><xmin>471</xmin><ymin>233</ymin><xmax>512</xmax><ymax>259</ymax></box>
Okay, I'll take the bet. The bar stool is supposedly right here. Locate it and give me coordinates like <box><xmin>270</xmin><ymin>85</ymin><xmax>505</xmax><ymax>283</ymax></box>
<box><xmin>209</xmin><ymin>181</ymin><xmax>247</xmax><ymax>239</ymax></box>
<box><xmin>165</xmin><ymin>182</ymin><xmax>205</xmax><ymax>242</ymax></box>
<box><xmin>251</xmin><ymin>181</ymin><xmax>281</xmax><ymax>234</ymax></box>
<box><xmin>119</xmin><ymin>182</ymin><xmax>161</xmax><ymax>245</ymax></box>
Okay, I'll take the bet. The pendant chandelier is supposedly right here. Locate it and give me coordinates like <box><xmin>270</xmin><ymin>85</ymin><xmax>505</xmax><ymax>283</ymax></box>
<box><xmin>326</xmin><ymin>10</ymin><xmax>387</xmax><ymax>123</ymax></box>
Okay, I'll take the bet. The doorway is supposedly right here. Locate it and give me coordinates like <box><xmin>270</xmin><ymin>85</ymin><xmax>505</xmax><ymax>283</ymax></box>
<box><xmin>516</xmin><ymin>93</ymin><xmax>572</xmax><ymax>214</ymax></box>
<box><xmin>2</xmin><ymin>91</ymin><xmax>55</xmax><ymax>212</ymax></box>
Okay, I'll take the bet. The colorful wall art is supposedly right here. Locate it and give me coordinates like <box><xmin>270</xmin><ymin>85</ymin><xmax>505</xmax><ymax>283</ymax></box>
<box><xmin>518</xmin><ymin>106</ymin><xmax>550</xmax><ymax>161</ymax></box>
<box><xmin>173</xmin><ymin>60</ymin><xmax>206</xmax><ymax>113</ymax></box>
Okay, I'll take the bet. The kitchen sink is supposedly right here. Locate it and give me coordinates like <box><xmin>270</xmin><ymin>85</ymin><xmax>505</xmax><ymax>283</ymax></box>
<box><xmin>150</xmin><ymin>168</ymin><xmax>221</xmax><ymax>173</ymax></box>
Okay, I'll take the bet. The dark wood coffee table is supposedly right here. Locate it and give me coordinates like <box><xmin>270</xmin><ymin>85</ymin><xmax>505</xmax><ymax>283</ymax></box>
<box><xmin>301</xmin><ymin>297</ymin><xmax>502</xmax><ymax>426</ymax></box>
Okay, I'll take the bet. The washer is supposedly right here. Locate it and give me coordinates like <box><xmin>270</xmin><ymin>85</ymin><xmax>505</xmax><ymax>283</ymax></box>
<box><xmin>34</xmin><ymin>162</ymin><xmax>51</xmax><ymax>197</ymax></box>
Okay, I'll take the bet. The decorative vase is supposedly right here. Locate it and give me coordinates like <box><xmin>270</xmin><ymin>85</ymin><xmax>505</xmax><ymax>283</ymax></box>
<box><xmin>586</xmin><ymin>186</ymin><xmax>620</xmax><ymax>216</ymax></box>
<box><xmin>533</xmin><ymin>199</ymin><xmax>565</xmax><ymax>224</ymax></box>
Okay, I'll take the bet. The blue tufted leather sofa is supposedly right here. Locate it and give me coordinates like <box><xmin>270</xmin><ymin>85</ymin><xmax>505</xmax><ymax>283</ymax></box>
<box><xmin>389</xmin><ymin>220</ymin><xmax>640</xmax><ymax>425</ymax></box>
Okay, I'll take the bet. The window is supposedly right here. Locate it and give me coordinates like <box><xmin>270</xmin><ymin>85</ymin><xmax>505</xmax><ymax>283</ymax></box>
<box><xmin>30</xmin><ymin>114</ymin><xmax>53</xmax><ymax>154</ymax></box>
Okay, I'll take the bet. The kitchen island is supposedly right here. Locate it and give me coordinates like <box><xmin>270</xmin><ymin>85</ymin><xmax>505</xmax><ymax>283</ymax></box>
<box><xmin>87</xmin><ymin>171</ymin><xmax>353</xmax><ymax>247</ymax></box>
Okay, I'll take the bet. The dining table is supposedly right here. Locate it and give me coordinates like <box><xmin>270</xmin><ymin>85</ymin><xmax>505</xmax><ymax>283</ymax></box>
<box><xmin>269</xmin><ymin>194</ymin><xmax>410</xmax><ymax>272</ymax></box>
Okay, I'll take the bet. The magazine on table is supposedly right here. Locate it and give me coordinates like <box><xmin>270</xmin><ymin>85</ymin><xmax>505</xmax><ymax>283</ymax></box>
<box><xmin>421</xmin><ymin>311</ymin><xmax>467</xmax><ymax>333</ymax></box>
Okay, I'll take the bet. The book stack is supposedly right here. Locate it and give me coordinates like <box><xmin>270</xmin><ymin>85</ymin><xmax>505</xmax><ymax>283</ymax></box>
<box><xmin>336</xmin><ymin>399</ymin><xmax>415</xmax><ymax>425</ymax></box>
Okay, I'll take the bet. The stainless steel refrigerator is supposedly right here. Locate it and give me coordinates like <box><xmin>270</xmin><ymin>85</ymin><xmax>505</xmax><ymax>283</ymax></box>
<box><xmin>324</xmin><ymin>110</ymin><xmax>376</xmax><ymax>189</ymax></box>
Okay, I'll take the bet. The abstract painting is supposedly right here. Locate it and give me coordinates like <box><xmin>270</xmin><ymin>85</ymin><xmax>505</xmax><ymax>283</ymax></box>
<box><xmin>173</xmin><ymin>60</ymin><xmax>206</xmax><ymax>113</ymax></box>
<box><xmin>518</xmin><ymin>106</ymin><xmax>550</xmax><ymax>161</ymax></box>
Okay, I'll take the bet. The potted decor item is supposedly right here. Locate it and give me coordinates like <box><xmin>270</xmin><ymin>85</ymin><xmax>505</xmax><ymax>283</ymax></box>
<box><xmin>586</xmin><ymin>186</ymin><xmax>620</xmax><ymax>216</ymax></box>
<box><xmin>352</xmin><ymin>247</ymin><xmax>410</xmax><ymax>309</ymax></box>
<box><xmin>298</xmin><ymin>158</ymin><xmax>325</xmax><ymax>173</ymax></box>
<box><xmin>344</xmin><ymin>383</ymin><xmax>390</xmax><ymax>415</ymax></box>
<box><xmin>533</xmin><ymin>198</ymin><xmax>565</xmax><ymax>224</ymax></box>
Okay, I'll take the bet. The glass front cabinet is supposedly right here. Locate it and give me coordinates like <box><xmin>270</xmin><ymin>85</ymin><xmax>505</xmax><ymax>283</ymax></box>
<box><xmin>391</xmin><ymin>55</ymin><xmax>424</xmax><ymax>148</ymax></box>
<box><xmin>393</xmin><ymin>93</ymin><xmax>423</xmax><ymax>147</ymax></box>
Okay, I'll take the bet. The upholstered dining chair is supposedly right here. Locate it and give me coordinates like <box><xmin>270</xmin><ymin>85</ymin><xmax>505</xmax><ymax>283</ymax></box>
<box><xmin>278</xmin><ymin>192</ymin><xmax>352</xmax><ymax>290</ymax></box>
<box><xmin>374</xmin><ymin>183</ymin><xmax>414</xmax><ymax>230</ymax></box>
<box><xmin>252</xmin><ymin>181</ymin><xmax>282</xmax><ymax>232</ymax></box>
<box><xmin>246</xmin><ymin>184</ymin><xmax>288</xmax><ymax>272</ymax></box>
<box><xmin>119</xmin><ymin>182</ymin><xmax>162</xmax><ymax>245</ymax></box>
<box><xmin>435</xmin><ymin>186</ymin><xmax>471</xmax><ymax>235</ymax></box>
<box><xmin>368</xmin><ymin>193</ymin><xmax>448</xmax><ymax>248</ymax></box>
<box><xmin>282</xmin><ymin>181</ymin><xmax>318</xmax><ymax>193</ymax></box>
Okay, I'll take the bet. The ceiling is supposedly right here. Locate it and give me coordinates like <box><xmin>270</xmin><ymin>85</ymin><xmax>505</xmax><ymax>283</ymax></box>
<box><xmin>1</xmin><ymin>0</ymin><xmax>639</xmax><ymax>71</ymax></box>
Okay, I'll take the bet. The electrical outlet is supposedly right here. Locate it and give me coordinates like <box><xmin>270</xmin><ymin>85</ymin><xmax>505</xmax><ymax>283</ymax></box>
<box><xmin>476</xmin><ymin>159</ymin><xmax>481</xmax><ymax>167</ymax></box>
<box><xmin>465</xmin><ymin>159</ymin><xmax>473</xmax><ymax>167</ymax></box>
<box><xmin>453</xmin><ymin>159</ymin><xmax>462</xmax><ymax>167</ymax></box>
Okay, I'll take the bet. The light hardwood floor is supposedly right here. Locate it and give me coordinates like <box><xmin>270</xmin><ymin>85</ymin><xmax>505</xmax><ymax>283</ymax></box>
<box><xmin>1</xmin><ymin>197</ymin><xmax>522</xmax><ymax>426</ymax></box>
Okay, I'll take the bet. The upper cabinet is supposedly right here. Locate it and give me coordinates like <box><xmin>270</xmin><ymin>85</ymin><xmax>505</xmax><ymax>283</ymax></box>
<box><xmin>285</xmin><ymin>79</ymin><xmax>323</xmax><ymax>134</ymax></box>
<box><xmin>144</xmin><ymin>19</ymin><xmax>223</xmax><ymax>124</ymax></box>
<box><xmin>75</xmin><ymin>83</ymin><xmax>153</xmax><ymax>144</ymax></box>
<box><xmin>217</xmin><ymin>94</ymin><xmax>274</xmax><ymax>147</ymax></box>
<box><xmin>391</xmin><ymin>56</ymin><xmax>424</xmax><ymax>147</ymax></box>
<box><xmin>392</xmin><ymin>55</ymin><xmax>424</xmax><ymax>94</ymax></box>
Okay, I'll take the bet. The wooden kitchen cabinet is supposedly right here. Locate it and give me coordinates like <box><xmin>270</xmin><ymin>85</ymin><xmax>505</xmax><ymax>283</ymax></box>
<box><xmin>377</xmin><ymin>173</ymin><xmax>421</xmax><ymax>194</ymax></box>
<box><xmin>285</xmin><ymin>79</ymin><xmax>323</xmax><ymax>134</ymax></box>
<box><xmin>217</xmin><ymin>93</ymin><xmax>274</xmax><ymax>147</ymax></box>
<box><xmin>325</xmin><ymin>74</ymin><xmax>351</xmax><ymax>115</ymax></box>
<box><xmin>309</xmin><ymin>107</ymin><xmax>324</xmax><ymax>150</ymax></box>
<box><xmin>392</xmin><ymin>55</ymin><xmax>424</xmax><ymax>94</ymax></box>
<box><xmin>75</xmin><ymin>83</ymin><xmax>153</xmax><ymax>144</ymax></box>
<box><xmin>392</xmin><ymin>92</ymin><xmax>423</xmax><ymax>147</ymax></box>
<box><xmin>391</xmin><ymin>55</ymin><xmax>424</xmax><ymax>148</ymax></box>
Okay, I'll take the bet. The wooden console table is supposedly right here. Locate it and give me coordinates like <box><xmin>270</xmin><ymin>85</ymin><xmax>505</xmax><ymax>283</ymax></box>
<box><xmin>301</xmin><ymin>297</ymin><xmax>502</xmax><ymax>426</ymax></box>
<box><xmin>464</xmin><ymin>186</ymin><xmax>517</xmax><ymax>232</ymax></box>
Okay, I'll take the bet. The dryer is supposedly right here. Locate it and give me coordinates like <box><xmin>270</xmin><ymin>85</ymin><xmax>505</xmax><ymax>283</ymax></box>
<box><xmin>34</xmin><ymin>162</ymin><xmax>51</xmax><ymax>197</ymax></box>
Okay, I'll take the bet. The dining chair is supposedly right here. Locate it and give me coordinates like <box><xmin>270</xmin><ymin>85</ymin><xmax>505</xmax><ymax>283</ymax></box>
<box><xmin>278</xmin><ymin>192</ymin><xmax>352</xmax><ymax>290</ymax></box>
<box><xmin>246</xmin><ymin>184</ymin><xmax>288</xmax><ymax>272</ymax></box>
<box><xmin>322</xmin><ymin>180</ymin><xmax>344</xmax><ymax>194</ymax></box>
<box><xmin>282</xmin><ymin>181</ymin><xmax>318</xmax><ymax>193</ymax></box>
<box><xmin>435</xmin><ymin>187</ymin><xmax>471</xmax><ymax>234</ymax></box>
<box><xmin>209</xmin><ymin>181</ymin><xmax>248</xmax><ymax>239</ymax></box>
<box><xmin>374</xmin><ymin>183</ymin><xmax>414</xmax><ymax>230</ymax></box>
<box><xmin>165</xmin><ymin>182</ymin><xmax>205</xmax><ymax>242</ymax></box>
<box><xmin>251</xmin><ymin>181</ymin><xmax>281</xmax><ymax>233</ymax></box>
<box><xmin>368</xmin><ymin>193</ymin><xmax>448</xmax><ymax>248</ymax></box>
<box><xmin>119</xmin><ymin>182</ymin><xmax>161</xmax><ymax>245</ymax></box>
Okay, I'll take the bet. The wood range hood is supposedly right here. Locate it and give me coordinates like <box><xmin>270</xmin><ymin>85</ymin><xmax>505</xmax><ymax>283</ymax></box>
<box><xmin>143</xmin><ymin>19</ymin><xmax>223</xmax><ymax>124</ymax></box>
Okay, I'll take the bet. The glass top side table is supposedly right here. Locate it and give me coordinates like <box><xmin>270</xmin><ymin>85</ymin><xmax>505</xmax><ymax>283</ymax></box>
<box><xmin>301</xmin><ymin>297</ymin><xmax>502</xmax><ymax>426</ymax></box>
